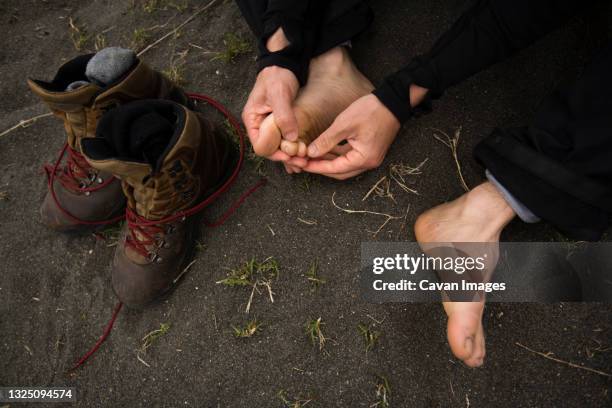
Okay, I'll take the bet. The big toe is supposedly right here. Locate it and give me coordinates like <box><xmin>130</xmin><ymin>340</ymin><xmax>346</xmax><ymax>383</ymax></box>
<box><xmin>445</xmin><ymin>302</ymin><xmax>486</xmax><ymax>367</ymax></box>
<box><xmin>253</xmin><ymin>114</ymin><xmax>282</xmax><ymax>157</ymax></box>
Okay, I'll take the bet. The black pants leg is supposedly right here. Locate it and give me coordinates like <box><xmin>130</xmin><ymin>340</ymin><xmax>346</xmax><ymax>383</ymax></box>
<box><xmin>235</xmin><ymin>0</ymin><xmax>373</xmax><ymax>58</ymax></box>
<box><xmin>475</xmin><ymin>43</ymin><xmax>612</xmax><ymax>241</ymax></box>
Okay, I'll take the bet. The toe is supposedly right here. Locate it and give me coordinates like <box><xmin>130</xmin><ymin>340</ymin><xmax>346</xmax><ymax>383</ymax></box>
<box><xmin>297</xmin><ymin>141</ymin><xmax>308</xmax><ymax>157</ymax></box>
<box><xmin>253</xmin><ymin>114</ymin><xmax>281</xmax><ymax>157</ymax></box>
<box><xmin>445</xmin><ymin>301</ymin><xmax>485</xmax><ymax>366</ymax></box>
<box><xmin>280</xmin><ymin>140</ymin><xmax>299</xmax><ymax>156</ymax></box>
<box><xmin>463</xmin><ymin>324</ymin><xmax>486</xmax><ymax>367</ymax></box>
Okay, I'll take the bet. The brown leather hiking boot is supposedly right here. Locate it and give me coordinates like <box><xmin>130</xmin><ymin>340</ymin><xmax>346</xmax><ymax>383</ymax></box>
<box><xmin>81</xmin><ymin>100</ymin><xmax>234</xmax><ymax>307</ymax></box>
<box><xmin>28</xmin><ymin>48</ymin><xmax>190</xmax><ymax>231</ymax></box>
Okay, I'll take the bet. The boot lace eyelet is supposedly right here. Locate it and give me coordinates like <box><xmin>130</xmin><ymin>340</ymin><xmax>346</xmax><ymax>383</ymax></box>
<box><xmin>156</xmin><ymin>237</ymin><xmax>170</xmax><ymax>249</ymax></box>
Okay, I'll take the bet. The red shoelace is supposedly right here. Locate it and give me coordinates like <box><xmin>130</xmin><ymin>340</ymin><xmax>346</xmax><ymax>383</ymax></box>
<box><xmin>45</xmin><ymin>143</ymin><xmax>125</xmax><ymax>226</ymax></box>
<box><xmin>44</xmin><ymin>143</ymin><xmax>116</xmax><ymax>193</ymax></box>
<box><xmin>124</xmin><ymin>209</ymin><xmax>164</xmax><ymax>259</ymax></box>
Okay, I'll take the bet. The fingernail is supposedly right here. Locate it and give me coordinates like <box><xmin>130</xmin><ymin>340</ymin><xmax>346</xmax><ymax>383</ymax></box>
<box><xmin>308</xmin><ymin>144</ymin><xmax>318</xmax><ymax>157</ymax></box>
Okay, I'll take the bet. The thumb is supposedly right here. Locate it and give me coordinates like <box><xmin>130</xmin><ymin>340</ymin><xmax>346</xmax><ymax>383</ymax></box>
<box><xmin>308</xmin><ymin>120</ymin><xmax>347</xmax><ymax>158</ymax></box>
<box><xmin>270</xmin><ymin>92</ymin><xmax>299</xmax><ymax>142</ymax></box>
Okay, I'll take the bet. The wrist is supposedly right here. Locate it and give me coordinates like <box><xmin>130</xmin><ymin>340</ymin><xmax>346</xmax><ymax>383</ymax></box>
<box><xmin>409</xmin><ymin>84</ymin><xmax>429</xmax><ymax>108</ymax></box>
<box><xmin>266</xmin><ymin>27</ymin><xmax>290</xmax><ymax>52</ymax></box>
<box><xmin>259</xmin><ymin>65</ymin><xmax>299</xmax><ymax>91</ymax></box>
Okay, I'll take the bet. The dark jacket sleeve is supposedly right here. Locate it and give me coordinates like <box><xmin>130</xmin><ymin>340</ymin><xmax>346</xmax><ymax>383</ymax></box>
<box><xmin>257</xmin><ymin>0</ymin><xmax>326</xmax><ymax>85</ymax></box>
<box><xmin>374</xmin><ymin>0</ymin><xmax>595</xmax><ymax>124</ymax></box>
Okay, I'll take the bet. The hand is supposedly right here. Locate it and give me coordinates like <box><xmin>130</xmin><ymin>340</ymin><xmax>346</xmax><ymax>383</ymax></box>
<box><xmin>242</xmin><ymin>65</ymin><xmax>300</xmax><ymax>161</ymax></box>
<box><xmin>300</xmin><ymin>94</ymin><xmax>401</xmax><ymax>179</ymax></box>
<box><xmin>242</xmin><ymin>28</ymin><xmax>299</xmax><ymax>162</ymax></box>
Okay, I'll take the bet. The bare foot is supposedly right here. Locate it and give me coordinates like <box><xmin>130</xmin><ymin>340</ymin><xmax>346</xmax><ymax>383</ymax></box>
<box><xmin>253</xmin><ymin>46</ymin><xmax>374</xmax><ymax>157</ymax></box>
<box><xmin>414</xmin><ymin>182</ymin><xmax>515</xmax><ymax>367</ymax></box>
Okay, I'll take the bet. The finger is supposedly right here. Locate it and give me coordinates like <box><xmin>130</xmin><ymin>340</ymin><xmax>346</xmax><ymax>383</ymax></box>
<box><xmin>283</xmin><ymin>163</ymin><xmax>302</xmax><ymax>173</ymax></box>
<box><xmin>270</xmin><ymin>90</ymin><xmax>298</xmax><ymax>142</ymax></box>
<box><xmin>303</xmin><ymin>149</ymin><xmax>366</xmax><ymax>175</ymax></box>
<box><xmin>318</xmin><ymin>168</ymin><xmax>364</xmax><ymax>180</ymax></box>
<box><xmin>286</xmin><ymin>156</ymin><xmax>309</xmax><ymax>167</ymax></box>
<box><xmin>307</xmin><ymin>120</ymin><xmax>348</xmax><ymax>158</ymax></box>
<box><xmin>283</xmin><ymin>162</ymin><xmax>294</xmax><ymax>174</ymax></box>
<box><xmin>267</xmin><ymin>150</ymin><xmax>292</xmax><ymax>162</ymax></box>
<box><xmin>297</xmin><ymin>141</ymin><xmax>308</xmax><ymax>157</ymax></box>
<box><xmin>285</xmin><ymin>149</ymin><xmax>344</xmax><ymax>167</ymax></box>
<box><xmin>242</xmin><ymin>106</ymin><xmax>267</xmax><ymax>144</ymax></box>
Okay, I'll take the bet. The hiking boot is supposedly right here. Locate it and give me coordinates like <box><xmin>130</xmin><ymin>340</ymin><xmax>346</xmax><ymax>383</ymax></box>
<box><xmin>28</xmin><ymin>47</ymin><xmax>190</xmax><ymax>231</ymax></box>
<box><xmin>81</xmin><ymin>100</ymin><xmax>234</xmax><ymax>307</ymax></box>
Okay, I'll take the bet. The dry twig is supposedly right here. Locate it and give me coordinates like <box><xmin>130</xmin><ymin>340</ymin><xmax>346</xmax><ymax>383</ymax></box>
<box><xmin>430</xmin><ymin>127</ymin><xmax>469</xmax><ymax>192</ymax></box>
<box><xmin>389</xmin><ymin>159</ymin><xmax>428</xmax><ymax>195</ymax></box>
<box><xmin>1</xmin><ymin>113</ymin><xmax>53</xmax><ymax>138</ymax></box>
<box><xmin>297</xmin><ymin>217</ymin><xmax>317</xmax><ymax>225</ymax></box>
<box><xmin>363</xmin><ymin>159</ymin><xmax>428</xmax><ymax>202</ymax></box>
<box><xmin>515</xmin><ymin>342</ymin><xmax>611</xmax><ymax>377</ymax></box>
<box><xmin>332</xmin><ymin>192</ymin><xmax>400</xmax><ymax>237</ymax></box>
<box><xmin>137</xmin><ymin>0</ymin><xmax>219</xmax><ymax>57</ymax></box>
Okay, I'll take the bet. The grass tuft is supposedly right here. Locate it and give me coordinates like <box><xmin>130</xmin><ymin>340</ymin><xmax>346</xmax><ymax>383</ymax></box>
<box><xmin>357</xmin><ymin>323</ymin><xmax>381</xmax><ymax>352</ymax></box>
<box><xmin>141</xmin><ymin>0</ymin><xmax>188</xmax><ymax>13</ymax></box>
<box><xmin>305</xmin><ymin>261</ymin><xmax>326</xmax><ymax>292</ymax></box>
<box><xmin>232</xmin><ymin>319</ymin><xmax>261</xmax><ymax>338</ymax></box>
<box><xmin>305</xmin><ymin>317</ymin><xmax>326</xmax><ymax>351</ymax></box>
<box><xmin>131</xmin><ymin>28</ymin><xmax>152</xmax><ymax>51</ymax></box>
<box><xmin>162</xmin><ymin>49</ymin><xmax>188</xmax><ymax>85</ymax></box>
<box><xmin>68</xmin><ymin>17</ymin><xmax>89</xmax><ymax>51</ymax></box>
<box><xmin>372</xmin><ymin>374</ymin><xmax>391</xmax><ymax>408</ymax></box>
<box><xmin>140</xmin><ymin>323</ymin><xmax>170</xmax><ymax>353</ymax></box>
<box><xmin>195</xmin><ymin>240</ymin><xmax>206</xmax><ymax>251</ymax></box>
<box><xmin>96</xmin><ymin>222</ymin><xmax>124</xmax><ymax>247</ymax></box>
<box><xmin>217</xmin><ymin>257</ymin><xmax>279</xmax><ymax>313</ymax></box>
<box><xmin>213</xmin><ymin>32</ymin><xmax>252</xmax><ymax>63</ymax></box>
<box><xmin>296</xmin><ymin>173</ymin><xmax>318</xmax><ymax>193</ymax></box>
<box><xmin>94</xmin><ymin>33</ymin><xmax>107</xmax><ymax>51</ymax></box>
<box><xmin>277</xmin><ymin>390</ymin><xmax>312</xmax><ymax>408</ymax></box>
<box><xmin>217</xmin><ymin>257</ymin><xmax>278</xmax><ymax>286</ymax></box>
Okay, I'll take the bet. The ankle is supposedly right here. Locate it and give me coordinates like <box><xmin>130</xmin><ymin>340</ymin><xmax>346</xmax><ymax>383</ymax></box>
<box><xmin>461</xmin><ymin>182</ymin><xmax>515</xmax><ymax>232</ymax></box>
<box><xmin>310</xmin><ymin>46</ymin><xmax>351</xmax><ymax>76</ymax></box>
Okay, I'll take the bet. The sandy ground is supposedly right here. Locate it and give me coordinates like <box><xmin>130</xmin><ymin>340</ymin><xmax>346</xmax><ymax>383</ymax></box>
<box><xmin>1</xmin><ymin>0</ymin><xmax>611</xmax><ymax>406</ymax></box>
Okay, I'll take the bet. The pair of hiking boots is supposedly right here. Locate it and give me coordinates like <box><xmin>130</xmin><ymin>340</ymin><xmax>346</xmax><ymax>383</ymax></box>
<box><xmin>30</xmin><ymin>47</ymin><xmax>234</xmax><ymax>308</ymax></box>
